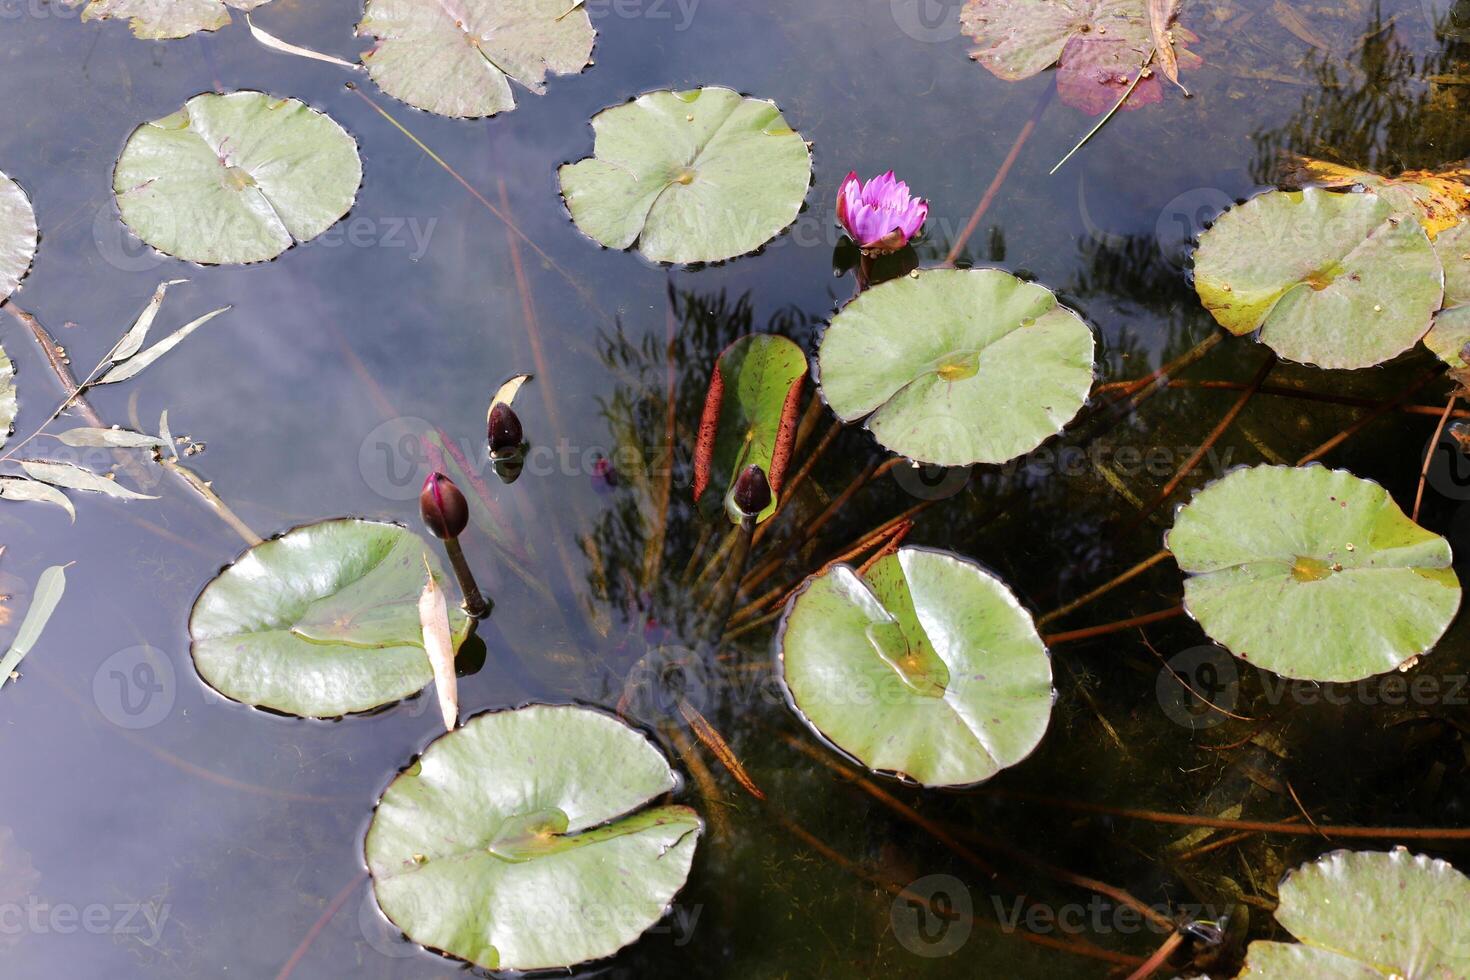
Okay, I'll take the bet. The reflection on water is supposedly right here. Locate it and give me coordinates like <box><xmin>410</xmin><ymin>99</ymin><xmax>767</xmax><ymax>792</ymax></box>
<box><xmin>3</xmin><ymin>0</ymin><xmax>1470</xmax><ymax>976</ymax></box>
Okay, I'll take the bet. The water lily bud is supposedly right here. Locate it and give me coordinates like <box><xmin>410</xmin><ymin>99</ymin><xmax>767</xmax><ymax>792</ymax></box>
<box><xmin>732</xmin><ymin>464</ymin><xmax>772</xmax><ymax>517</ymax></box>
<box><xmin>836</xmin><ymin>170</ymin><xmax>928</xmax><ymax>256</ymax></box>
<box><xmin>487</xmin><ymin>402</ymin><xmax>523</xmax><ymax>457</ymax></box>
<box><xmin>420</xmin><ymin>472</ymin><xmax>468</xmax><ymax>540</ymax></box>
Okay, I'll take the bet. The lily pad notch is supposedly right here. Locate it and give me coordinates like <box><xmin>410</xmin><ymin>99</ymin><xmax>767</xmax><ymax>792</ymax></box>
<box><xmin>365</xmin><ymin>704</ymin><xmax>702</xmax><ymax>972</ymax></box>
<box><xmin>189</xmin><ymin>518</ymin><xmax>471</xmax><ymax>718</ymax></box>
<box><xmin>817</xmin><ymin>268</ymin><xmax>1095</xmax><ymax>467</ymax></box>
<box><xmin>113</xmin><ymin>91</ymin><xmax>363</xmax><ymax>266</ymax></box>
<box><xmin>693</xmin><ymin>334</ymin><xmax>806</xmax><ymax>524</ymax></box>
<box><xmin>778</xmin><ymin>546</ymin><xmax>1054</xmax><ymax>788</ymax></box>
<box><xmin>559</xmin><ymin>87</ymin><xmax>814</xmax><ymax>265</ymax></box>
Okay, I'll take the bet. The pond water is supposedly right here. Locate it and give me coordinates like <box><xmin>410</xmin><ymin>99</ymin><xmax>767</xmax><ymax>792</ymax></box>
<box><xmin>4</xmin><ymin>0</ymin><xmax>1470</xmax><ymax>976</ymax></box>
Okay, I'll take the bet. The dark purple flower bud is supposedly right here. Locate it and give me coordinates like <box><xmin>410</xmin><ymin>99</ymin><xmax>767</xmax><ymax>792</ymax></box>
<box><xmin>732</xmin><ymin>464</ymin><xmax>771</xmax><ymax>517</ymax></box>
<box><xmin>487</xmin><ymin>402</ymin><xmax>523</xmax><ymax>457</ymax></box>
<box><xmin>420</xmin><ymin>472</ymin><xmax>469</xmax><ymax>540</ymax></box>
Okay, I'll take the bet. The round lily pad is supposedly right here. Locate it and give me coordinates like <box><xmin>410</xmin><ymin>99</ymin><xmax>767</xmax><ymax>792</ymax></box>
<box><xmin>358</xmin><ymin>0</ymin><xmax>595</xmax><ymax>119</ymax></box>
<box><xmin>777</xmin><ymin>546</ymin><xmax>1054</xmax><ymax>788</ymax></box>
<box><xmin>189</xmin><ymin>519</ymin><xmax>469</xmax><ymax>718</ymax></box>
<box><xmin>113</xmin><ymin>91</ymin><xmax>362</xmax><ymax>265</ymax></box>
<box><xmin>1239</xmin><ymin>848</ymin><xmax>1470</xmax><ymax>977</ymax></box>
<box><xmin>0</xmin><ymin>171</ymin><xmax>37</xmax><ymax>302</ymax></box>
<box><xmin>1166</xmin><ymin>465</ymin><xmax>1461</xmax><ymax>683</ymax></box>
<box><xmin>1193</xmin><ymin>188</ymin><xmax>1442</xmax><ymax>369</ymax></box>
<box><xmin>558</xmin><ymin>87</ymin><xmax>813</xmax><ymax>265</ymax></box>
<box><xmin>366</xmin><ymin>705</ymin><xmax>702</xmax><ymax>972</ymax></box>
<box><xmin>64</xmin><ymin>0</ymin><xmax>272</xmax><ymax>39</ymax></box>
<box><xmin>816</xmin><ymin>268</ymin><xmax>1094</xmax><ymax>467</ymax></box>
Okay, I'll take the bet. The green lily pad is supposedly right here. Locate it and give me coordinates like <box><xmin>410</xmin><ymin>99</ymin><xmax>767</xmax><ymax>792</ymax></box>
<box><xmin>558</xmin><ymin>87</ymin><xmax>813</xmax><ymax>264</ymax></box>
<box><xmin>63</xmin><ymin>0</ymin><xmax>272</xmax><ymax>39</ymax></box>
<box><xmin>1193</xmin><ymin>188</ymin><xmax>1442</xmax><ymax>369</ymax></box>
<box><xmin>189</xmin><ymin>519</ymin><xmax>470</xmax><ymax>718</ymax></box>
<box><xmin>358</xmin><ymin>0</ymin><xmax>595</xmax><ymax>119</ymax></box>
<box><xmin>1425</xmin><ymin>305</ymin><xmax>1470</xmax><ymax>366</ymax></box>
<box><xmin>777</xmin><ymin>546</ymin><xmax>1053</xmax><ymax>788</ymax></box>
<box><xmin>692</xmin><ymin>334</ymin><xmax>806</xmax><ymax>524</ymax></box>
<box><xmin>365</xmin><ymin>705</ymin><xmax>702</xmax><ymax>971</ymax></box>
<box><xmin>113</xmin><ymin>91</ymin><xmax>362</xmax><ymax>265</ymax></box>
<box><xmin>1435</xmin><ymin>217</ymin><xmax>1470</xmax><ymax>307</ymax></box>
<box><xmin>1166</xmin><ymin>465</ymin><xmax>1461</xmax><ymax>683</ymax></box>
<box><xmin>0</xmin><ymin>171</ymin><xmax>37</xmax><ymax>302</ymax></box>
<box><xmin>816</xmin><ymin>268</ymin><xmax>1094</xmax><ymax>467</ymax></box>
<box><xmin>1238</xmin><ymin>848</ymin><xmax>1470</xmax><ymax>978</ymax></box>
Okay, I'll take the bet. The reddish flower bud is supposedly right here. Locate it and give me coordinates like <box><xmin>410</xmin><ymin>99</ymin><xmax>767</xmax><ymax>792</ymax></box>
<box><xmin>420</xmin><ymin>472</ymin><xmax>468</xmax><ymax>539</ymax></box>
<box><xmin>732</xmin><ymin>464</ymin><xmax>772</xmax><ymax>518</ymax></box>
<box><xmin>487</xmin><ymin>402</ymin><xmax>523</xmax><ymax>457</ymax></box>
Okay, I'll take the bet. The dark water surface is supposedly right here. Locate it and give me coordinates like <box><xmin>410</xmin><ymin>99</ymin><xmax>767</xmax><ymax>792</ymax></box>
<box><xmin>4</xmin><ymin>0</ymin><xmax>1470</xmax><ymax>976</ymax></box>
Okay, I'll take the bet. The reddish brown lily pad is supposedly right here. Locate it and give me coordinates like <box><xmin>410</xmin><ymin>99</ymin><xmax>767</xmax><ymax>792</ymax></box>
<box><xmin>960</xmin><ymin>0</ymin><xmax>1199</xmax><ymax>114</ymax></box>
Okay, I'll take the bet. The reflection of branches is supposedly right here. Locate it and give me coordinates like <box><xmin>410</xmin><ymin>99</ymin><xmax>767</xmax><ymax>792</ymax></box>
<box><xmin>1252</xmin><ymin>3</ymin><xmax>1470</xmax><ymax>180</ymax></box>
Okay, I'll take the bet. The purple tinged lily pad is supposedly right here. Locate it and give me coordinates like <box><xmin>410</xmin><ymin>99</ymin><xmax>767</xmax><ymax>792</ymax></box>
<box><xmin>960</xmin><ymin>0</ymin><xmax>1199</xmax><ymax>115</ymax></box>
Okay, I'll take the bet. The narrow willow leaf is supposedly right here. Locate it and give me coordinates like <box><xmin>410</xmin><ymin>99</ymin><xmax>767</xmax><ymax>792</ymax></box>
<box><xmin>0</xmin><ymin>565</ymin><xmax>66</xmax><ymax>689</ymax></box>
<box><xmin>245</xmin><ymin>14</ymin><xmax>362</xmax><ymax>70</ymax></box>
<box><xmin>488</xmin><ymin>374</ymin><xmax>532</xmax><ymax>417</ymax></box>
<box><xmin>418</xmin><ymin>565</ymin><xmax>458</xmax><ymax>733</ymax></box>
<box><xmin>0</xmin><ymin>342</ymin><xmax>15</xmax><ymax>453</ymax></box>
<box><xmin>158</xmin><ymin>410</ymin><xmax>178</xmax><ymax>459</ymax></box>
<box><xmin>0</xmin><ymin>477</ymin><xmax>75</xmax><ymax>521</ymax></box>
<box><xmin>56</xmin><ymin>427</ymin><xmax>168</xmax><ymax>449</ymax></box>
<box><xmin>19</xmin><ymin>460</ymin><xmax>158</xmax><ymax>500</ymax></box>
<box><xmin>97</xmin><ymin>306</ymin><xmax>229</xmax><ymax>385</ymax></box>
<box><xmin>112</xmin><ymin>279</ymin><xmax>188</xmax><ymax>363</ymax></box>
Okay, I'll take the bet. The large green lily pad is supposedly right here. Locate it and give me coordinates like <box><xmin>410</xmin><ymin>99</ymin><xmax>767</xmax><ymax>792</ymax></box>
<box><xmin>693</xmin><ymin>334</ymin><xmax>806</xmax><ymax>524</ymax></box>
<box><xmin>358</xmin><ymin>0</ymin><xmax>595</xmax><ymax>119</ymax></box>
<box><xmin>559</xmin><ymin>87</ymin><xmax>813</xmax><ymax>265</ymax></box>
<box><xmin>63</xmin><ymin>0</ymin><xmax>271</xmax><ymax>39</ymax></box>
<box><xmin>113</xmin><ymin>91</ymin><xmax>362</xmax><ymax>266</ymax></box>
<box><xmin>366</xmin><ymin>705</ymin><xmax>702</xmax><ymax>971</ymax></box>
<box><xmin>1167</xmin><ymin>465</ymin><xmax>1461</xmax><ymax>683</ymax></box>
<box><xmin>1239</xmin><ymin>848</ymin><xmax>1470</xmax><ymax>978</ymax></box>
<box><xmin>189</xmin><ymin>519</ymin><xmax>470</xmax><ymax>718</ymax></box>
<box><xmin>1193</xmin><ymin>189</ymin><xmax>1442</xmax><ymax>369</ymax></box>
<box><xmin>817</xmin><ymin>268</ymin><xmax>1094</xmax><ymax>467</ymax></box>
<box><xmin>0</xmin><ymin>172</ymin><xmax>36</xmax><ymax>303</ymax></box>
<box><xmin>778</xmin><ymin>547</ymin><xmax>1053</xmax><ymax>788</ymax></box>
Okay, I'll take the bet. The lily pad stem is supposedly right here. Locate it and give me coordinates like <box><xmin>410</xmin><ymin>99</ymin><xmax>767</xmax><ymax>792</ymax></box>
<box><xmin>442</xmin><ymin>537</ymin><xmax>490</xmax><ymax>619</ymax></box>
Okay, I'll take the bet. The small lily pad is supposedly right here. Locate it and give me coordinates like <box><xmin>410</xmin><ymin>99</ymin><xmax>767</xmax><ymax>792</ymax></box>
<box><xmin>365</xmin><ymin>705</ymin><xmax>702</xmax><ymax>971</ymax></box>
<box><xmin>358</xmin><ymin>0</ymin><xmax>595</xmax><ymax>119</ymax></box>
<box><xmin>1239</xmin><ymin>848</ymin><xmax>1470</xmax><ymax>978</ymax></box>
<box><xmin>558</xmin><ymin>87</ymin><xmax>813</xmax><ymax>264</ymax></box>
<box><xmin>1167</xmin><ymin>465</ymin><xmax>1461</xmax><ymax>683</ymax></box>
<box><xmin>1193</xmin><ymin>188</ymin><xmax>1442</xmax><ymax>369</ymax></box>
<box><xmin>817</xmin><ymin>268</ymin><xmax>1094</xmax><ymax>467</ymax></box>
<box><xmin>189</xmin><ymin>519</ymin><xmax>469</xmax><ymax>718</ymax></box>
<box><xmin>63</xmin><ymin>0</ymin><xmax>272</xmax><ymax>39</ymax></box>
<box><xmin>693</xmin><ymin>334</ymin><xmax>806</xmax><ymax>524</ymax></box>
<box><xmin>1426</xmin><ymin>304</ymin><xmax>1470</xmax><ymax>366</ymax></box>
<box><xmin>0</xmin><ymin>171</ymin><xmax>37</xmax><ymax>302</ymax></box>
<box><xmin>113</xmin><ymin>91</ymin><xmax>362</xmax><ymax>265</ymax></box>
<box><xmin>959</xmin><ymin>0</ymin><xmax>1200</xmax><ymax>114</ymax></box>
<box><xmin>778</xmin><ymin>546</ymin><xmax>1053</xmax><ymax>788</ymax></box>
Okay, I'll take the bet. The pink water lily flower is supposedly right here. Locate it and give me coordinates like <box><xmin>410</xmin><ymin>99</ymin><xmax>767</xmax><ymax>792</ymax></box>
<box><xmin>837</xmin><ymin>171</ymin><xmax>928</xmax><ymax>255</ymax></box>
